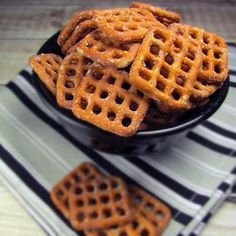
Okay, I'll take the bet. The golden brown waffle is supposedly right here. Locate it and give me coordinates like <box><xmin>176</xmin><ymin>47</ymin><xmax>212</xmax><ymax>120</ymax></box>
<box><xmin>58</xmin><ymin>10</ymin><xmax>99</xmax><ymax>47</ymax></box>
<box><xmin>56</xmin><ymin>52</ymin><xmax>95</xmax><ymax>109</ymax></box>
<box><xmin>169</xmin><ymin>23</ymin><xmax>228</xmax><ymax>84</ymax></box>
<box><xmin>130</xmin><ymin>2</ymin><xmax>181</xmax><ymax>27</ymax></box>
<box><xmin>94</xmin><ymin>8</ymin><xmax>164</xmax><ymax>44</ymax></box>
<box><xmin>29</xmin><ymin>53</ymin><xmax>62</xmax><ymax>95</ymax></box>
<box><xmin>50</xmin><ymin>162</ymin><xmax>104</xmax><ymax>219</ymax></box>
<box><xmin>61</xmin><ymin>19</ymin><xmax>98</xmax><ymax>55</ymax></box>
<box><xmin>69</xmin><ymin>176</ymin><xmax>132</xmax><ymax>231</ymax></box>
<box><xmin>76</xmin><ymin>30</ymin><xmax>140</xmax><ymax>68</ymax></box>
<box><xmin>130</xmin><ymin>27</ymin><xmax>202</xmax><ymax>112</ymax></box>
<box><xmin>129</xmin><ymin>185</ymin><xmax>171</xmax><ymax>234</ymax></box>
<box><xmin>72</xmin><ymin>65</ymin><xmax>149</xmax><ymax>137</ymax></box>
<box><xmin>85</xmin><ymin>211</ymin><xmax>156</xmax><ymax>236</ymax></box>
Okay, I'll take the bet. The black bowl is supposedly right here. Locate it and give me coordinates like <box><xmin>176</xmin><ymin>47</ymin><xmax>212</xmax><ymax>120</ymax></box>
<box><xmin>33</xmin><ymin>31</ymin><xmax>229</xmax><ymax>155</ymax></box>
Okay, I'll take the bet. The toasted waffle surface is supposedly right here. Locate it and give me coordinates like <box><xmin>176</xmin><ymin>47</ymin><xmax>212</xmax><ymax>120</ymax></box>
<box><xmin>130</xmin><ymin>27</ymin><xmax>202</xmax><ymax>112</ymax></box>
<box><xmin>50</xmin><ymin>162</ymin><xmax>104</xmax><ymax>219</ymax></box>
<box><xmin>130</xmin><ymin>2</ymin><xmax>181</xmax><ymax>26</ymax></box>
<box><xmin>72</xmin><ymin>65</ymin><xmax>149</xmax><ymax>136</ymax></box>
<box><xmin>29</xmin><ymin>53</ymin><xmax>62</xmax><ymax>95</ymax></box>
<box><xmin>69</xmin><ymin>176</ymin><xmax>132</xmax><ymax>231</ymax></box>
<box><xmin>94</xmin><ymin>8</ymin><xmax>164</xmax><ymax>44</ymax></box>
<box><xmin>76</xmin><ymin>30</ymin><xmax>140</xmax><ymax>68</ymax></box>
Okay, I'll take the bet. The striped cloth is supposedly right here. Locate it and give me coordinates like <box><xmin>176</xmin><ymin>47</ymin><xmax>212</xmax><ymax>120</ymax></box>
<box><xmin>0</xmin><ymin>44</ymin><xmax>236</xmax><ymax>236</ymax></box>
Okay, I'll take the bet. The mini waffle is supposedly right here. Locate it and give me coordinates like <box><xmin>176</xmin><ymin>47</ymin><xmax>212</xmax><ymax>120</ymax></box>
<box><xmin>76</xmin><ymin>30</ymin><xmax>140</xmax><ymax>68</ymax></box>
<box><xmin>29</xmin><ymin>53</ymin><xmax>62</xmax><ymax>95</ymax></box>
<box><xmin>72</xmin><ymin>65</ymin><xmax>149</xmax><ymax>137</ymax></box>
<box><xmin>50</xmin><ymin>162</ymin><xmax>104</xmax><ymax>219</ymax></box>
<box><xmin>58</xmin><ymin>10</ymin><xmax>99</xmax><ymax>47</ymax></box>
<box><xmin>129</xmin><ymin>185</ymin><xmax>171</xmax><ymax>234</ymax></box>
<box><xmin>130</xmin><ymin>27</ymin><xmax>202</xmax><ymax>112</ymax></box>
<box><xmin>130</xmin><ymin>2</ymin><xmax>181</xmax><ymax>27</ymax></box>
<box><xmin>69</xmin><ymin>176</ymin><xmax>132</xmax><ymax>231</ymax></box>
<box><xmin>56</xmin><ymin>52</ymin><xmax>95</xmax><ymax>109</ymax></box>
<box><xmin>169</xmin><ymin>23</ymin><xmax>228</xmax><ymax>84</ymax></box>
<box><xmin>85</xmin><ymin>211</ymin><xmax>156</xmax><ymax>236</ymax></box>
<box><xmin>94</xmin><ymin>8</ymin><xmax>164</xmax><ymax>44</ymax></box>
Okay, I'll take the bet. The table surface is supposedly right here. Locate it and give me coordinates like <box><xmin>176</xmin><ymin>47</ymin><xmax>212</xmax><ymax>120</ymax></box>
<box><xmin>0</xmin><ymin>1</ymin><xmax>236</xmax><ymax>235</ymax></box>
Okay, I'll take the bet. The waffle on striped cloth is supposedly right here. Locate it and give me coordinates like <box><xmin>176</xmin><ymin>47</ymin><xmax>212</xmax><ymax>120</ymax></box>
<box><xmin>29</xmin><ymin>53</ymin><xmax>62</xmax><ymax>95</ymax></box>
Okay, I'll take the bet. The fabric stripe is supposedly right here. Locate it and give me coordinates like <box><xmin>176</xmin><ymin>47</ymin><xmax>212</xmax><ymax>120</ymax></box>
<box><xmin>0</xmin><ymin>144</ymin><xmax>81</xmax><ymax>236</ymax></box>
<box><xmin>229</xmin><ymin>69</ymin><xmax>236</xmax><ymax>76</ymax></box>
<box><xmin>19</xmin><ymin>69</ymin><xmax>34</xmax><ymax>85</ymax></box>
<box><xmin>229</xmin><ymin>81</ymin><xmax>236</xmax><ymax>88</ymax></box>
<box><xmin>125</xmin><ymin>155</ymin><xmax>209</xmax><ymax>205</ymax></box>
<box><xmin>187</xmin><ymin>132</ymin><xmax>236</xmax><ymax>156</ymax></box>
<box><xmin>202</xmin><ymin>121</ymin><xmax>236</xmax><ymax>140</ymax></box>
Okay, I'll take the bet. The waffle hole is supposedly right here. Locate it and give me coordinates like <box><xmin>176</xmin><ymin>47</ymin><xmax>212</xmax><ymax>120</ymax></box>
<box><xmin>129</xmin><ymin>101</ymin><xmax>138</xmax><ymax>111</ymax></box>
<box><xmin>103</xmin><ymin>209</ymin><xmax>112</xmax><ymax>218</ymax></box>
<box><xmin>64</xmin><ymin>199</ymin><xmax>69</xmax><ymax>208</ymax></box>
<box><xmin>141</xmin><ymin>229</ymin><xmax>149</xmax><ymax>236</ymax></box>
<box><xmin>202</xmin><ymin>60</ymin><xmax>209</xmax><ymax>70</ymax></box>
<box><xmin>214</xmin><ymin>51</ymin><xmax>222</xmax><ymax>59</ymax></box>
<box><xmin>145</xmin><ymin>202</ymin><xmax>154</xmax><ymax>211</ymax></box>
<box><xmin>133</xmin><ymin>17</ymin><xmax>141</xmax><ymax>22</ymax></box>
<box><xmin>100</xmin><ymin>91</ymin><xmax>108</xmax><ymax>99</ymax></box>
<box><xmin>156</xmin><ymin>210</ymin><xmax>164</xmax><ymax>220</ymax></box>
<box><xmin>156</xmin><ymin>81</ymin><xmax>165</xmax><ymax>91</ymax></box>
<box><xmin>132</xmin><ymin>220</ymin><xmax>139</xmax><ymax>229</ymax></box>
<box><xmin>115</xmin><ymin>95</ymin><xmax>124</xmax><ymax>104</ymax></box>
<box><xmin>112</xmin><ymin>52</ymin><xmax>123</xmax><ymax>59</ymax></box>
<box><xmin>76</xmin><ymin>199</ymin><xmax>84</xmax><ymax>207</ymax></box>
<box><xmin>134</xmin><ymin>195</ymin><xmax>142</xmax><ymax>204</ymax></box>
<box><xmin>186</xmin><ymin>49</ymin><xmax>195</xmax><ymax>60</ymax></box>
<box><xmin>65</xmin><ymin>93</ymin><xmax>74</xmax><ymax>101</ymax></box>
<box><xmin>75</xmin><ymin>187</ymin><xmax>83</xmax><ymax>195</ymax></box>
<box><xmin>176</xmin><ymin>75</ymin><xmax>185</xmax><ymax>86</ymax></box>
<box><xmin>64</xmin><ymin>181</ymin><xmax>71</xmax><ymax>189</ymax></box>
<box><xmin>92</xmin><ymin>71</ymin><xmax>103</xmax><ymax>80</ymax></box>
<box><xmin>99</xmin><ymin>182</ymin><xmax>108</xmax><ymax>191</ymax></box>
<box><xmin>86</xmin><ymin>84</ymin><xmax>96</xmax><ymax>93</ymax></box>
<box><xmin>86</xmin><ymin>185</ymin><xmax>95</xmax><ymax>192</ymax></box>
<box><xmin>116</xmin><ymin>207</ymin><xmax>125</xmax><ymax>216</ymax></box>
<box><xmin>90</xmin><ymin>211</ymin><xmax>98</xmax><ymax>219</ymax></box>
<box><xmin>181</xmin><ymin>63</ymin><xmax>190</xmax><ymax>73</ymax></box>
<box><xmin>122</xmin><ymin>81</ymin><xmax>131</xmax><ymax>90</ymax></box>
<box><xmin>122</xmin><ymin>117</ymin><xmax>132</xmax><ymax>127</ymax></box>
<box><xmin>190</xmin><ymin>31</ymin><xmax>197</xmax><ymax>39</ymax></box>
<box><xmin>69</xmin><ymin>59</ymin><xmax>78</xmax><ymax>65</ymax></box>
<box><xmin>139</xmin><ymin>70</ymin><xmax>150</xmax><ymax>81</ymax></box>
<box><xmin>114</xmin><ymin>193</ymin><xmax>122</xmax><ymax>201</ymax></box>
<box><xmin>202</xmin><ymin>47</ymin><xmax>209</xmax><ymax>56</ymax></box>
<box><xmin>119</xmin><ymin>231</ymin><xmax>128</xmax><ymax>236</ymax></box>
<box><xmin>107</xmin><ymin>76</ymin><xmax>116</xmax><ymax>84</ymax></box>
<box><xmin>46</xmin><ymin>60</ymin><xmax>52</xmax><ymax>65</ymax></box>
<box><xmin>100</xmin><ymin>195</ymin><xmax>109</xmax><ymax>204</ymax></box>
<box><xmin>81</xmin><ymin>167</ymin><xmax>89</xmax><ymax>175</ymax></box>
<box><xmin>84</xmin><ymin>57</ymin><xmax>93</xmax><ymax>65</ymax></box>
<box><xmin>80</xmin><ymin>98</ymin><xmax>88</xmax><ymax>110</ymax></box>
<box><xmin>153</xmin><ymin>31</ymin><xmax>166</xmax><ymax>42</ymax></box>
<box><xmin>203</xmin><ymin>35</ymin><xmax>209</xmax><ymax>44</ymax></box>
<box><xmin>173</xmin><ymin>40</ymin><xmax>182</xmax><ymax>53</ymax></box>
<box><xmin>171</xmin><ymin>89</ymin><xmax>181</xmax><ymax>100</ymax></box>
<box><xmin>215</xmin><ymin>40</ymin><xmax>222</xmax><ymax>47</ymax></box>
<box><xmin>114</xmin><ymin>26</ymin><xmax>125</xmax><ymax>32</ymax></box>
<box><xmin>160</xmin><ymin>66</ymin><xmax>169</xmax><ymax>78</ymax></box>
<box><xmin>150</xmin><ymin>44</ymin><xmax>161</xmax><ymax>56</ymax></box>
<box><xmin>45</xmin><ymin>69</ymin><xmax>53</xmax><ymax>76</ymax></box>
<box><xmin>57</xmin><ymin>190</ymin><xmax>64</xmax><ymax>199</ymax></box>
<box><xmin>107</xmin><ymin>18</ymin><xmax>114</xmax><ymax>23</ymax></box>
<box><xmin>165</xmin><ymin>53</ymin><xmax>174</xmax><ymax>65</ymax></box>
<box><xmin>85</xmin><ymin>41</ymin><xmax>93</xmax><ymax>48</ymax></box>
<box><xmin>107</xmin><ymin>111</ymin><xmax>116</xmax><ymax>121</ymax></box>
<box><xmin>64</xmin><ymin>80</ymin><xmax>75</xmax><ymax>88</ymax></box>
<box><xmin>88</xmin><ymin>198</ymin><xmax>97</xmax><ymax>205</ymax></box>
<box><xmin>143</xmin><ymin>59</ymin><xmax>155</xmax><ymax>70</ymax></box>
<box><xmin>93</xmin><ymin>105</ymin><xmax>102</xmax><ymax>115</ymax></box>
<box><xmin>97</xmin><ymin>46</ymin><xmax>106</xmax><ymax>52</ymax></box>
<box><xmin>111</xmin><ymin>180</ymin><xmax>119</xmax><ymax>189</ymax></box>
<box><xmin>214</xmin><ymin>64</ymin><xmax>222</xmax><ymax>73</ymax></box>
<box><xmin>137</xmin><ymin>90</ymin><xmax>144</xmax><ymax>98</ymax></box>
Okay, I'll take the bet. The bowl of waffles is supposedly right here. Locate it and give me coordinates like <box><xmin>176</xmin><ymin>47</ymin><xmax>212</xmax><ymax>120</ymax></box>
<box><xmin>30</xmin><ymin>2</ymin><xmax>229</xmax><ymax>155</ymax></box>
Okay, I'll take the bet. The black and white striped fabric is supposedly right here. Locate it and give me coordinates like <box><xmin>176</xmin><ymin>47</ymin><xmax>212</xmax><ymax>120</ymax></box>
<box><xmin>0</xmin><ymin>44</ymin><xmax>236</xmax><ymax>236</ymax></box>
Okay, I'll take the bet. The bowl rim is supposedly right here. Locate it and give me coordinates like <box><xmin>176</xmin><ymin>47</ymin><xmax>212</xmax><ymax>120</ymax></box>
<box><xmin>34</xmin><ymin>31</ymin><xmax>230</xmax><ymax>137</ymax></box>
